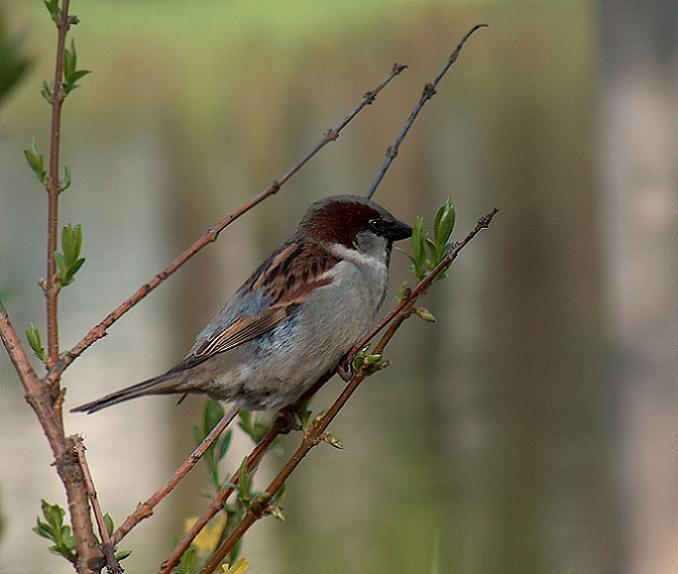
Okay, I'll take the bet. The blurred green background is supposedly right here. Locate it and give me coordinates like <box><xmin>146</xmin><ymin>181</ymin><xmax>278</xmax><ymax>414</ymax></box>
<box><xmin>1</xmin><ymin>1</ymin><xmax>676</xmax><ymax>573</ymax></box>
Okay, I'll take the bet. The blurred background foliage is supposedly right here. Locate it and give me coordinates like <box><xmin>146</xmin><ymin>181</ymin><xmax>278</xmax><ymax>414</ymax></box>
<box><xmin>0</xmin><ymin>1</ymin><xmax>676</xmax><ymax>573</ymax></box>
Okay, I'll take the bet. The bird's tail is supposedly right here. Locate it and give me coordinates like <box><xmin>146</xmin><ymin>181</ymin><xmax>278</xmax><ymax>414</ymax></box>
<box><xmin>70</xmin><ymin>369</ymin><xmax>194</xmax><ymax>414</ymax></box>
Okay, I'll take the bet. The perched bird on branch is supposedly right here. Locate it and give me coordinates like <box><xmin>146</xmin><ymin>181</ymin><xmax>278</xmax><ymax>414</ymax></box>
<box><xmin>72</xmin><ymin>195</ymin><xmax>411</xmax><ymax>416</ymax></box>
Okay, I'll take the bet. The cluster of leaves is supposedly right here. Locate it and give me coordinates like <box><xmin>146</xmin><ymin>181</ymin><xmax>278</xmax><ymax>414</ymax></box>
<box><xmin>33</xmin><ymin>500</ymin><xmax>131</xmax><ymax>564</ymax></box>
<box><xmin>177</xmin><ymin>401</ymin><xmax>285</xmax><ymax>573</ymax></box>
<box><xmin>402</xmin><ymin>198</ymin><xmax>456</xmax><ymax>282</ymax></box>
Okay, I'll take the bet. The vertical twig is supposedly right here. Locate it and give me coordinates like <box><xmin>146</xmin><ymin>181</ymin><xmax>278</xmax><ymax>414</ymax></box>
<box><xmin>74</xmin><ymin>439</ymin><xmax>123</xmax><ymax>574</ymax></box>
<box><xmin>43</xmin><ymin>0</ymin><xmax>71</xmax><ymax>373</ymax></box>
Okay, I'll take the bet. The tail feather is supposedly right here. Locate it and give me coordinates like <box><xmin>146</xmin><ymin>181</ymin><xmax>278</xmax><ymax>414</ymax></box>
<box><xmin>70</xmin><ymin>370</ymin><xmax>190</xmax><ymax>414</ymax></box>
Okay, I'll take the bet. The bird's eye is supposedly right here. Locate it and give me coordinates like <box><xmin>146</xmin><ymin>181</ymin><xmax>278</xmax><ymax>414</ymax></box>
<box><xmin>367</xmin><ymin>218</ymin><xmax>382</xmax><ymax>233</ymax></box>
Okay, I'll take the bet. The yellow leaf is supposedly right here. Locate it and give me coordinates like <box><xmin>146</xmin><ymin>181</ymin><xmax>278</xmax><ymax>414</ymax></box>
<box><xmin>183</xmin><ymin>515</ymin><xmax>227</xmax><ymax>552</ymax></box>
<box><xmin>222</xmin><ymin>557</ymin><xmax>249</xmax><ymax>574</ymax></box>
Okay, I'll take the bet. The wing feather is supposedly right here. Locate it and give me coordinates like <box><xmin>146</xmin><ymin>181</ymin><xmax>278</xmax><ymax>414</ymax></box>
<box><xmin>190</xmin><ymin>238</ymin><xmax>338</xmax><ymax>363</ymax></box>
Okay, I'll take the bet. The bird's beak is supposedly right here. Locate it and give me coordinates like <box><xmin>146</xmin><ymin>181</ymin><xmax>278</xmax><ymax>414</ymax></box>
<box><xmin>386</xmin><ymin>219</ymin><xmax>413</xmax><ymax>242</ymax></box>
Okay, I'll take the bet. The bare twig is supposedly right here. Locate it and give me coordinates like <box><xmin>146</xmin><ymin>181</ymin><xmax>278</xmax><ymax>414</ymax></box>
<box><xmin>74</xmin><ymin>439</ymin><xmax>123</xmax><ymax>574</ymax></box>
<box><xmin>365</xmin><ymin>24</ymin><xmax>487</xmax><ymax>200</ymax></box>
<box><xmin>46</xmin><ymin>63</ymin><xmax>407</xmax><ymax>386</ymax></box>
<box><xmin>199</xmin><ymin>209</ymin><xmax>499</xmax><ymax>574</ymax></box>
<box><xmin>110</xmin><ymin>404</ymin><xmax>240</xmax><ymax>545</ymax></box>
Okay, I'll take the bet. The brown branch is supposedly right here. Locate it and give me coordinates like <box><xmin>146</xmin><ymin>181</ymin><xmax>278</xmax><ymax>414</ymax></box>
<box><xmin>198</xmin><ymin>209</ymin><xmax>499</xmax><ymax>574</ymax></box>
<box><xmin>46</xmin><ymin>62</ymin><xmax>407</xmax><ymax>386</ymax></box>
<box><xmin>365</xmin><ymin>23</ymin><xmax>487</xmax><ymax>200</ymax></box>
<box><xmin>1</xmin><ymin>302</ymin><xmax>102</xmax><ymax>573</ymax></box>
<box><xmin>109</xmin><ymin>404</ymin><xmax>240</xmax><ymax>546</ymax></box>
<box><xmin>159</xmin><ymin>374</ymin><xmax>333</xmax><ymax>574</ymax></box>
<box><xmin>74</xmin><ymin>439</ymin><xmax>123</xmax><ymax>574</ymax></box>
<box><xmin>43</xmin><ymin>0</ymin><xmax>71</xmax><ymax>371</ymax></box>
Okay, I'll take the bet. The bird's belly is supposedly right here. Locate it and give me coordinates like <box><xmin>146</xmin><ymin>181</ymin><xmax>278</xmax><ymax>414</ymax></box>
<box><xmin>211</xmin><ymin>262</ymin><xmax>387</xmax><ymax>410</ymax></box>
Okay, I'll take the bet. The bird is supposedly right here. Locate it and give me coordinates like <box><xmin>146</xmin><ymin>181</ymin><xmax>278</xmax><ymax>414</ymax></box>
<box><xmin>71</xmin><ymin>194</ymin><xmax>412</xmax><ymax>420</ymax></box>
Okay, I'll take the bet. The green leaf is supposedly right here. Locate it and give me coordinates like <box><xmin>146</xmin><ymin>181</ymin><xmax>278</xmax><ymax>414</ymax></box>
<box><xmin>237</xmin><ymin>458</ymin><xmax>250</xmax><ymax>503</ymax></box>
<box><xmin>434</xmin><ymin>199</ymin><xmax>455</xmax><ymax>248</ymax></box>
<box><xmin>204</xmin><ymin>399</ymin><xmax>225</xmax><ymax>435</ymax></box>
<box><xmin>218</xmin><ymin>430</ymin><xmax>233</xmax><ymax>461</ymax></box>
<box><xmin>62</xmin><ymin>224</ymin><xmax>82</xmax><ymax>264</ymax></box>
<box><xmin>103</xmin><ymin>513</ymin><xmax>114</xmax><ymax>536</ymax></box>
<box><xmin>63</xmin><ymin>42</ymin><xmax>74</xmax><ymax>82</ymax></box>
<box><xmin>55</xmin><ymin>252</ymin><xmax>68</xmax><ymax>276</ymax></box>
<box><xmin>61</xmin><ymin>165</ymin><xmax>72</xmax><ymax>191</ymax></box>
<box><xmin>411</xmin><ymin>216</ymin><xmax>425</xmax><ymax>266</ymax></box>
<box><xmin>24</xmin><ymin>138</ymin><xmax>47</xmax><ymax>184</ymax></box>
<box><xmin>115</xmin><ymin>549</ymin><xmax>133</xmax><ymax>561</ymax></box>
<box><xmin>33</xmin><ymin>518</ymin><xmax>55</xmax><ymax>541</ymax></box>
<box><xmin>68</xmin><ymin>69</ymin><xmax>91</xmax><ymax>83</ymax></box>
<box><xmin>26</xmin><ymin>323</ymin><xmax>46</xmax><ymax>362</ymax></box>
<box><xmin>41</xmin><ymin>81</ymin><xmax>53</xmax><ymax>103</ymax></box>
<box><xmin>43</xmin><ymin>0</ymin><xmax>59</xmax><ymax>22</ymax></box>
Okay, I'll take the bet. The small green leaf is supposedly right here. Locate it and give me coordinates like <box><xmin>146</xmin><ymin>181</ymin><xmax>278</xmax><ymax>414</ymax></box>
<box><xmin>63</xmin><ymin>43</ymin><xmax>74</xmax><ymax>82</ymax></box>
<box><xmin>43</xmin><ymin>0</ymin><xmax>59</xmax><ymax>22</ymax></box>
<box><xmin>24</xmin><ymin>138</ymin><xmax>47</xmax><ymax>184</ymax></box>
<box><xmin>204</xmin><ymin>399</ymin><xmax>225</xmax><ymax>435</ymax></box>
<box><xmin>61</xmin><ymin>166</ymin><xmax>72</xmax><ymax>192</ymax></box>
<box><xmin>41</xmin><ymin>81</ymin><xmax>53</xmax><ymax>103</ymax></box>
<box><xmin>218</xmin><ymin>430</ymin><xmax>233</xmax><ymax>461</ymax></box>
<box><xmin>434</xmin><ymin>199</ymin><xmax>455</xmax><ymax>248</ymax></box>
<box><xmin>237</xmin><ymin>458</ymin><xmax>250</xmax><ymax>504</ymax></box>
<box><xmin>103</xmin><ymin>513</ymin><xmax>114</xmax><ymax>536</ymax></box>
<box><xmin>68</xmin><ymin>69</ymin><xmax>91</xmax><ymax>84</ymax></box>
<box><xmin>33</xmin><ymin>518</ymin><xmax>55</xmax><ymax>541</ymax></box>
<box><xmin>26</xmin><ymin>323</ymin><xmax>46</xmax><ymax>362</ymax></box>
<box><xmin>115</xmin><ymin>549</ymin><xmax>132</xmax><ymax>561</ymax></box>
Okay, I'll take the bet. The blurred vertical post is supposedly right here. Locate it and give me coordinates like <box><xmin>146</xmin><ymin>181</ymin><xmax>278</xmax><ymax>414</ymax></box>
<box><xmin>599</xmin><ymin>1</ymin><xmax>678</xmax><ymax>573</ymax></box>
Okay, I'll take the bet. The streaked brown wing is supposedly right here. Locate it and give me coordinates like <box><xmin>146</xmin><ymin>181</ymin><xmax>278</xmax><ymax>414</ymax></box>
<box><xmin>192</xmin><ymin>238</ymin><xmax>338</xmax><ymax>361</ymax></box>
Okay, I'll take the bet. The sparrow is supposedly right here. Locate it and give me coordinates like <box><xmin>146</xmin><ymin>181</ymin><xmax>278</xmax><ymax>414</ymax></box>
<box><xmin>72</xmin><ymin>194</ymin><xmax>412</xmax><ymax>416</ymax></box>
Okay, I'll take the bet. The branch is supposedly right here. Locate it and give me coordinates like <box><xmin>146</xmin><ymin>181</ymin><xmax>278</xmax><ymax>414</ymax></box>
<box><xmin>1</xmin><ymin>302</ymin><xmax>101</xmax><ymax>573</ymax></box>
<box><xmin>198</xmin><ymin>209</ymin><xmax>499</xmax><ymax>574</ymax></box>
<box><xmin>109</xmin><ymin>404</ymin><xmax>240</xmax><ymax>546</ymax></box>
<box><xmin>43</xmin><ymin>0</ymin><xmax>71</xmax><ymax>371</ymax></box>
<box><xmin>46</xmin><ymin>62</ymin><xmax>407</xmax><ymax>385</ymax></box>
<box><xmin>163</xmin><ymin>28</ymin><xmax>490</xmax><ymax>569</ymax></box>
<box><xmin>365</xmin><ymin>23</ymin><xmax>487</xmax><ymax>200</ymax></box>
<box><xmin>74</xmin><ymin>439</ymin><xmax>123</xmax><ymax>574</ymax></box>
<box><xmin>159</xmin><ymin>375</ymin><xmax>334</xmax><ymax>574</ymax></box>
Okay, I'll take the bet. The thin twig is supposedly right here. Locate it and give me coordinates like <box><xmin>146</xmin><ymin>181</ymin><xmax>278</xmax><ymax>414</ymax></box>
<box><xmin>43</xmin><ymin>0</ymin><xmax>72</xmax><ymax>372</ymax></box>
<box><xmin>199</xmin><ymin>209</ymin><xmax>499</xmax><ymax>574</ymax></box>
<box><xmin>110</xmin><ymin>404</ymin><xmax>240</xmax><ymax>546</ymax></box>
<box><xmin>159</xmin><ymin>374</ymin><xmax>333</xmax><ymax>574</ymax></box>
<box><xmin>74</xmin><ymin>439</ymin><xmax>123</xmax><ymax>574</ymax></box>
<box><xmin>365</xmin><ymin>24</ymin><xmax>487</xmax><ymax>200</ymax></box>
<box><xmin>46</xmin><ymin>63</ymin><xmax>407</xmax><ymax>386</ymax></box>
